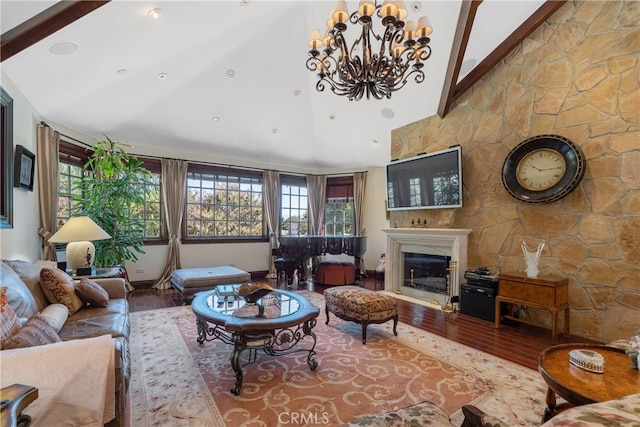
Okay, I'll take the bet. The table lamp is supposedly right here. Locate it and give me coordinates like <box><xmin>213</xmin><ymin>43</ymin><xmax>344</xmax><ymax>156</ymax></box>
<box><xmin>48</xmin><ymin>216</ymin><xmax>111</xmax><ymax>274</ymax></box>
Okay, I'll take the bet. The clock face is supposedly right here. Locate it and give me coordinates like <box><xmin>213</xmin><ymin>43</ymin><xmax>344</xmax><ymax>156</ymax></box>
<box><xmin>516</xmin><ymin>149</ymin><xmax>567</xmax><ymax>191</ymax></box>
<box><xmin>502</xmin><ymin>135</ymin><xmax>585</xmax><ymax>204</ymax></box>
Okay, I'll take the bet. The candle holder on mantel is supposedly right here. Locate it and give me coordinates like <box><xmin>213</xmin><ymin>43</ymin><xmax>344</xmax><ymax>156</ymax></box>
<box><xmin>521</xmin><ymin>241</ymin><xmax>544</xmax><ymax>278</ymax></box>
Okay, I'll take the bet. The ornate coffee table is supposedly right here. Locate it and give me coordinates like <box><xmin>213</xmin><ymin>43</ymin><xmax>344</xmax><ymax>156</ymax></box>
<box><xmin>192</xmin><ymin>288</ymin><xmax>320</xmax><ymax>395</ymax></box>
<box><xmin>538</xmin><ymin>343</ymin><xmax>640</xmax><ymax>421</ymax></box>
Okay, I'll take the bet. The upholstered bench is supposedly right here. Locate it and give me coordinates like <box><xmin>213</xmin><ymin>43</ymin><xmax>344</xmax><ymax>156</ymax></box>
<box><xmin>315</xmin><ymin>262</ymin><xmax>356</xmax><ymax>285</ymax></box>
<box><xmin>171</xmin><ymin>265</ymin><xmax>251</xmax><ymax>303</ymax></box>
<box><xmin>341</xmin><ymin>401</ymin><xmax>496</xmax><ymax>427</ymax></box>
<box><xmin>324</xmin><ymin>285</ymin><xmax>398</xmax><ymax>344</ymax></box>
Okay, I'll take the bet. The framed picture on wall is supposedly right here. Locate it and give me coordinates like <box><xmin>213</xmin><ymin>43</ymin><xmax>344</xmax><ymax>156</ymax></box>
<box><xmin>13</xmin><ymin>145</ymin><xmax>35</xmax><ymax>191</ymax></box>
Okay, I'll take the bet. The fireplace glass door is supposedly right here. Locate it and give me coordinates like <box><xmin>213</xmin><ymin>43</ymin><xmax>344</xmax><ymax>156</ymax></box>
<box><xmin>401</xmin><ymin>251</ymin><xmax>451</xmax><ymax>304</ymax></box>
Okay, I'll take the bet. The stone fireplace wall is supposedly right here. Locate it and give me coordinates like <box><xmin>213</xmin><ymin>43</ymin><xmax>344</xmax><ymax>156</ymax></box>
<box><xmin>389</xmin><ymin>1</ymin><xmax>639</xmax><ymax>342</ymax></box>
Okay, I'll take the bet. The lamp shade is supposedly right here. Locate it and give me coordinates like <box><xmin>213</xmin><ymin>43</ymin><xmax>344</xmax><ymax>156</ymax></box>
<box><xmin>48</xmin><ymin>216</ymin><xmax>111</xmax><ymax>272</ymax></box>
<box><xmin>49</xmin><ymin>216</ymin><xmax>111</xmax><ymax>243</ymax></box>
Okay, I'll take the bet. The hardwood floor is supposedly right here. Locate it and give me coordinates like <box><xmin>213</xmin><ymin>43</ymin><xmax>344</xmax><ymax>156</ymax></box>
<box><xmin>127</xmin><ymin>276</ymin><xmax>596</xmax><ymax>371</ymax></box>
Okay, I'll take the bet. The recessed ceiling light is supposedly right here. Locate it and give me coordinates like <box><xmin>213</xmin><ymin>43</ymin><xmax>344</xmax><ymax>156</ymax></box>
<box><xmin>212</xmin><ymin>116</ymin><xmax>220</xmax><ymax>123</ymax></box>
<box><xmin>372</xmin><ymin>139</ymin><xmax>379</xmax><ymax>144</ymax></box>
<box><xmin>460</xmin><ymin>58</ymin><xmax>477</xmax><ymax>75</ymax></box>
<box><xmin>158</xmin><ymin>73</ymin><xmax>168</xmax><ymax>80</ymax></box>
<box><xmin>47</xmin><ymin>41</ymin><xmax>79</xmax><ymax>55</ymax></box>
<box><xmin>147</xmin><ymin>8</ymin><xmax>161</xmax><ymax>20</ymax></box>
<box><xmin>329</xmin><ymin>114</ymin><xmax>336</xmax><ymax>120</ymax></box>
<box><xmin>293</xmin><ymin>90</ymin><xmax>301</xmax><ymax>97</ymax></box>
<box><xmin>116</xmin><ymin>68</ymin><xmax>128</xmax><ymax>76</ymax></box>
<box><xmin>226</xmin><ymin>69</ymin><xmax>235</xmax><ymax>78</ymax></box>
<box><xmin>380</xmin><ymin>108</ymin><xmax>394</xmax><ymax>119</ymax></box>
<box><xmin>271</xmin><ymin>128</ymin><xmax>278</xmax><ymax>134</ymax></box>
<box><xmin>241</xmin><ymin>0</ymin><xmax>250</xmax><ymax>5</ymax></box>
<box><xmin>411</xmin><ymin>2</ymin><xmax>422</xmax><ymax>12</ymax></box>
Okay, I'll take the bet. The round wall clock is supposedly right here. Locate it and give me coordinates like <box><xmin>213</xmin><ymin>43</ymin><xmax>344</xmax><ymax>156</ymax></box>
<box><xmin>502</xmin><ymin>135</ymin><xmax>585</xmax><ymax>204</ymax></box>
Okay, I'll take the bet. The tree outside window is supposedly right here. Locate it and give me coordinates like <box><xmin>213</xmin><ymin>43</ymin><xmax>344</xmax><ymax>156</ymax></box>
<box><xmin>186</xmin><ymin>169</ymin><xmax>263</xmax><ymax>238</ymax></box>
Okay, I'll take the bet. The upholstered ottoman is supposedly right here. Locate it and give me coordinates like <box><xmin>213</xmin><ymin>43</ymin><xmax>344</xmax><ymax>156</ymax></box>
<box><xmin>171</xmin><ymin>265</ymin><xmax>251</xmax><ymax>303</ymax></box>
<box><xmin>315</xmin><ymin>262</ymin><xmax>356</xmax><ymax>285</ymax></box>
<box><xmin>324</xmin><ymin>285</ymin><xmax>398</xmax><ymax>344</ymax></box>
<box><xmin>340</xmin><ymin>401</ymin><xmax>452</xmax><ymax>426</ymax></box>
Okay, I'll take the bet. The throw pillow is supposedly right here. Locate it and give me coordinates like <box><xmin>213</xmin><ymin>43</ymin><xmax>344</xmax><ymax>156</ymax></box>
<box><xmin>75</xmin><ymin>278</ymin><xmax>109</xmax><ymax>307</ymax></box>
<box><xmin>40</xmin><ymin>303</ymin><xmax>69</xmax><ymax>333</ymax></box>
<box><xmin>3</xmin><ymin>312</ymin><xmax>62</xmax><ymax>349</ymax></box>
<box><xmin>0</xmin><ymin>287</ymin><xmax>21</xmax><ymax>350</ymax></box>
<box><xmin>0</xmin><ymin>262</ymin><xmax>39</xmax><ymax>324</ymax></box>
<box><xmin>39</xmin><ymin>268</ymin><xmax>84</xmax><ymax>315</ymax></box>
<box><xmin>3</xmin><ymin>259</ymin><xmax>50</xmax><ymax>312</ymax></box>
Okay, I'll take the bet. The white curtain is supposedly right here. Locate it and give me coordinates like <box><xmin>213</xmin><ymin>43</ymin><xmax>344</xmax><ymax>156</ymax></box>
<box><xmin>306</xmin><ymin>175</ymin><xmax>327</xmax><ymax>235</ymax></box>
<box><xmin>152</xmin><ymin>159</ymin><xmax>188</xmax><ymax>289</ymax></box>
<box><xmin>263</xmin><ymin>170</ymin><xmax>281</xmax><ymax>278</ymax></box>
<box><xmin>36</xmin><ymin>125</ymin><xmax>59</xmax><ymax>261</ymax></box>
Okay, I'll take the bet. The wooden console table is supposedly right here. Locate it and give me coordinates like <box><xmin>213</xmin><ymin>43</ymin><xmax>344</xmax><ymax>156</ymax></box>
<box><xmin>495</xmin><ymin>272</ymin><xmax>569</xmax><ymax>343</ymax></box>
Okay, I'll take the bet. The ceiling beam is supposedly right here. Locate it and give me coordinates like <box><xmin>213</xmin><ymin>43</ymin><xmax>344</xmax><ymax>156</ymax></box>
<box><xmin>437</xmin><ymin>0</ymin><xmax>481</xmax><ymax>118</ymax></box>
<box><xmin>439</xmin><ymin>0</ymin><xmax>567</xmax><ymax>118</ymax></box>
<box><xmin>1</xmin><ymin>1</ymin><xmax>110</xmax><ymax>62</ymax></box>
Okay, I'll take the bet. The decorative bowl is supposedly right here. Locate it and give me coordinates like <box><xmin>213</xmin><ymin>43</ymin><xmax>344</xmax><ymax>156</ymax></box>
<box><xmin>242</xmin><ymin>287</ymin><xmax>273</xmax><ymax>304</ymax></box>
<box><xmin>569</xmin><ymin>349</ymin><xmax>604</xmax><ymax>373</ymax></box>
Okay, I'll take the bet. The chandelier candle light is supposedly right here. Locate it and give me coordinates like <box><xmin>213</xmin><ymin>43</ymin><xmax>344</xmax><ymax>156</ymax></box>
<box><xmin>307</xmin><ymin>0</ymin><xmax>433</xmax><ymax>100</ymax></box>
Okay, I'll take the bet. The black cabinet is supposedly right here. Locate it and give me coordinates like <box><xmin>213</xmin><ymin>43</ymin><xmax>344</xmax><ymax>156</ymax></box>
<box><xmin>460</xmin><ymin>283</ymin><xmax>501</xmax><ymax>322</ymax></box>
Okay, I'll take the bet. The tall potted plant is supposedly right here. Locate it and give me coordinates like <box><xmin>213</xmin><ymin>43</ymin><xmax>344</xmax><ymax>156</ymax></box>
<box><xmin>72</xmin><ymin>137</ymin><xmax>151</xmax><ymax>268</ymax></box>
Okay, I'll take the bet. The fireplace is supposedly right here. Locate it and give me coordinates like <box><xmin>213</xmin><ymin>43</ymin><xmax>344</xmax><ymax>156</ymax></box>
<box><xmin>403</xmin><ymin>252</ymin><xmax>451</xmax><ymax>294</ymax></box>
<box><xmin>382</xmin><ymin>228</ymin><xmax>472</xmax><ymax>307</ymax></box>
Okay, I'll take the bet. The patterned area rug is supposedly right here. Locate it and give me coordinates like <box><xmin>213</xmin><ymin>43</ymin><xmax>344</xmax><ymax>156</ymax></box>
<box><xmin>128</xmin><ymin>291</ymin><xmax>547</xmax><ymax>426</ymax></box>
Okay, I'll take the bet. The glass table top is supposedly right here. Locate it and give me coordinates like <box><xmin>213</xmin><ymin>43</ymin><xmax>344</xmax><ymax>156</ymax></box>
<box><xmin>203</xmin><ymin>286</ymin><xmax>301</xmax><ymax>319</ymax></box>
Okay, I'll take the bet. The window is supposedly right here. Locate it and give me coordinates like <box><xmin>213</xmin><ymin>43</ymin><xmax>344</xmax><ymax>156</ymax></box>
<box><xmin>281</xmin><ymin>177</ymin><xmax>308</xmax><ymax>236</ymax></box>
<box><xmin>325</xmin><ymin>176</ymin><xmax>354</xmax><ymax>236</ymax></box>
<box><xmin>131</xmin><ymin>169</ymin><xmax>162</xmax><ymax>239</ymax></box>
<box><xmin>57</xmin><ymin>141</ymin><xmax>87</xmax><ymax>229</ymax></box>
<box><xmin>186</xmin><ymin>167</ymin><xmax>263</xmax><ymax>238</ymax></box>
<box><xmin>130</xmin><ymin>159</ymin><xmax>162</xmax><ymax>240</ymax></box>
<box><xmin>325</xmin><ymin>198</ymin><xmax>354</xmax><ymax>235</ymax></box>
<box><xmin>57</xmin><ymin>162</ymin><xmax>84</xmax><ymax>227</ymax></box>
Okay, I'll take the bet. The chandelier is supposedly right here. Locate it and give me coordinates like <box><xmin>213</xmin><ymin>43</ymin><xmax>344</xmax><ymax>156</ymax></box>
<box><xmin>306</xmin><ymin>0</ymin><xmax>433</xmax><ymax>101</ymax></box>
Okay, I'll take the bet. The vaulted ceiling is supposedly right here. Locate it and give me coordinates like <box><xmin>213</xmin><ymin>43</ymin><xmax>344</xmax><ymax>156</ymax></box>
<box><xmin>1</xmin><ymin>1</ymin><xmax>561</xmax><ymax>171</ymax></box>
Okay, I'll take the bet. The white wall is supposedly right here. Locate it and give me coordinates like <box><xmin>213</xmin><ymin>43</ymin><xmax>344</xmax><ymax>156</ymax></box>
<box><xmin>0</xmin><ymin>71</ymin><xmax>42</xmax><ymax>261</ymax></box>
<box><xmin>361</xmin><ymin>167</ymin><xmax>389</xmax><ymax>273</ymax></box>
<box><xmin>126</xmin><ymin>242</ymin><xmax>270</xmax><ymax>282</ymax></box>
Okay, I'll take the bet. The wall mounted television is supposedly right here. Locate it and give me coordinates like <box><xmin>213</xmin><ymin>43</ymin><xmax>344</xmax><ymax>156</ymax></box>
<box><xmin>386</xmin><ymin>146</ymin><xmax>462</xmax><ymax>211</ymax></box>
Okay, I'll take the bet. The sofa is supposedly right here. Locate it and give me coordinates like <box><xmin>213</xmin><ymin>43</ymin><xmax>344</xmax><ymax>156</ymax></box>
<box><xmin>0</xmin><ymin>260</ymin><xmax>130</xmax><ymax>427</ymax></box>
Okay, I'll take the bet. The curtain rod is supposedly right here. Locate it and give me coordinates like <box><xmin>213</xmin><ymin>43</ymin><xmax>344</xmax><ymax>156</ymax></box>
<box><xmin>41</xmin><ymin>121</ymin><xmax>367</xmax><ymax>177</ymax></box>
<box><xmin>41</xmin><ymin>121</ymin><xmax>92</xmax><ymax>148</ymax></box>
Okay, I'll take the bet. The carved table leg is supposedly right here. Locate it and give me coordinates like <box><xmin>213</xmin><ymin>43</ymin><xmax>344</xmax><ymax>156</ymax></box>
<box><xmin>543</xmin><ymin>387</ymin><xmax>557</xmax><ymax>422</ymax></box>
<box><xmin>303</xmin><ymin>318</ymin><xmax>318</xmax><ymax>370</ymax></box>
<box><xmin>230</xmin><ymin>334</ymin><xmax>246</xmax><ymax>395</ymax></box>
